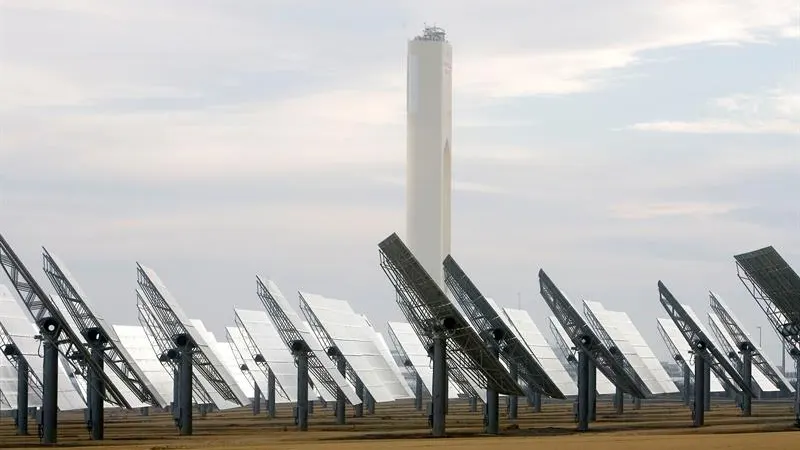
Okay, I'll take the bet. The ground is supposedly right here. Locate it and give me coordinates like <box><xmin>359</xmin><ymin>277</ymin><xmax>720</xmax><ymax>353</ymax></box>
<box><xmin>1</xmin><ymin>398</ymin><xmax>797</xmax><ymax>449</ymax></box>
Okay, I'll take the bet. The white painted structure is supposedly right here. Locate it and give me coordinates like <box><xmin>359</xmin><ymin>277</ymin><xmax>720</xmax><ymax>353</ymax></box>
<box><xmin>406</xmin><ymin>26</ymin><xmax>452</xmax><ymax>287</ymax></box>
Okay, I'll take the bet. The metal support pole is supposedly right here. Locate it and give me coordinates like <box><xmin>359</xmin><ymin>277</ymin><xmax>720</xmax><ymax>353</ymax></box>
<box><xmin>89</xmin><ymin>343</ymin><xmax>105</xmax><ymax>440</ymax></box>
<box><xmin>469</xmin><ymin>396</ymin><xmax>477</xmax><ymax>412</ymax></box>
<box><xmin>431</xmin><ymin>332</ymin><xmax>446</xmax><ymax>437</ymax></box>
<box><xmin>588</xmin><ymin>359</ymin><xmax>597</xmax><ymax>421</ymax></box>
<box><xmin>140</xmin><ymin>407</ymin><xmax>149</xmax><ymax>416</ymax></box>
<box><xmin>614</xmin><ymin>386</ymin><xmax>624</xmax><ymax>415</ymax></box>
<box><xmin>172</xmin><ymin>367</ymin><xmax>179</xmax><ymax>421</ymax></box>
<box><xmin>741</xmin><ymin>345</ymin><xmax>752</xmax><ymax>417</ymax></box>
<box><xmin>414</xmin><ymin>373</ymin><xmax>423</xmax><ymax>411</ymax></box>
<box><xmin>485</xmin><ymin>344</ymin><xmax>499</xmax><ymax>435</ymax></box>
<box><xmin>693</xmin><ymin>353</ymin><xmax>705</xmax><ymax>427</ymax></box>
<box><xmin>634</xmin><ymin>397</ymin><xmax>641</xmax><ymax>410</ymax></box>
<box><xmin>366</xmin><ymin>389</ymin><xmax>375</xmax><ymax>415</ymax></box>
<box><xmin>353</xmin><ymin>376</ymin><xmax>364</xmax><ymax>418</ymax></box>
<box><xmin>267</xmin><ymin>370</ymin><xmax>276</xmax><ymax>418</ymax></box>
<box><xmin>508</xmin><ymin>364</ymin><xmax>518</xmax><ymax>419</ymax></box>
<box><xmin>41</xmin><ymin>337</ymin><xmax>58</xmax><ymax>444</ymax></box>
<box><xmin>178</xmin><ymin>341</ymin><xmax>193</xmax><ymax>436</ymax></box>
<box><xmin>16</xmin><ymin>357</ymin><xmax>28</xmax><ymax>435</ymax></box>
<box><xmin>532</xmin><ymin>391</ymin><xmax>542</xmax><ymax>413</ymax></box>
<box><xmin>577</xmin><ymin>350</ymin><xmax>590</xmax><ymax>432</ymax></box>
<box><xmin>295</xmin><ymin>349</ymin><xmax>309</xmax><ymax>431</ymax></box>
<box><xmin>253</xmin><ymin>384</ymin><xmax>261</xmax><ymax>415</ymax></box>
<box><xmin>335</xmin><ymin>357</ymin><xmax>346</xmax><ymax>425</ymax></box>
<box><xmin>703</xmin><ymin>362</ymin><xmax>711</xmax><ymax>411</ymax></box>
<box><xmin>794</xmin><ymin>356</ymin><xmax>800</xmax><ymax>417</ymax></box>
<box><xmin>682</xmin><ymin>364</ymin><xmax>691</xmax><ymax>406</ymax></box>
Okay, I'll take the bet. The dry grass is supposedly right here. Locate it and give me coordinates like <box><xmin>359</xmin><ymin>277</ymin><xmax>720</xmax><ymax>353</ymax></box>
<box><xmin>1</xmin><ymin>399</ymin><xmax>797</xmax><ymax>449</ymax></box>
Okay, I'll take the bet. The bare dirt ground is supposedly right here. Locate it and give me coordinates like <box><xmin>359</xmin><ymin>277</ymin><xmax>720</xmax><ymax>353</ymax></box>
<box><xmin>1</xmin><ymin>399</ymin><xmax>797</xmax><ymax>449</ymax></box>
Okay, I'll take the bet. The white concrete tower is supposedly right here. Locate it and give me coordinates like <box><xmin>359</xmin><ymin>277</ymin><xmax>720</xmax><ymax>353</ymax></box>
<box><xmin>406</xmin><ymin>26</ymin><xmax>452</xmax><ymax>287</ymax></box>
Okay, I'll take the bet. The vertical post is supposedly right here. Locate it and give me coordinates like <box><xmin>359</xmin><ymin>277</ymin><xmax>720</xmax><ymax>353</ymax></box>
<box><xmin>741</xmin><ymin>345</ymin><xmax>752</xmax><ymax>417</ymax></box>
<box><xmin>431</xmin><ymin>332</ymin><xmax>446</xmax><ymax>437</ymax></box>
<box><xmin>16</xmin><ymin>357</ymin><xmax>29</xmax><ymax>435</ymax></box>
<box><xmin>41</xmin><ymin>338</ymin><xmax>58</xmax><ymax>444</ymax></box>
<box><xmin>485</xmin><ymin>343</ymin><xmax>499</xmax><ymax>435</ymax></box>
<box><xmin>295</xmin><ymin>348</ymin><xmax>309</xmax><ymax>431</ymax></box>
<box><xmin>532</xmin><ymin>391</ymin><xmax>542</xmax><ymax>413</ymax></box>
<box><xmin>414</xmin><ymin>373</ymin><xmax>423</xmax><ymax>411</ymax></box>
<box><xmin>469</xmin><ymin>396</ymin><xmax>477</xmax><ymax>412</ymax></box>
<box><xmin>252</xmin><ymin>384</ymin><xmax>261</xmax><ymax>416</ymax></box>
<box><xmin>172</xmin><ymin>367</ymin><xmax>180</xmax><ymax>421</ymax></box>
<box><xmin>508</xmin><ymin>364</ymin><xmax>518</xmax><ymax>419</ymax></box>
<box><xmin>693</xmin><ymin>353</ymin><xmax>705</xmax><ymax>427</ymax></box>
<box><xmin>588</xmin><ymin>359</ymin><xmax>597</xmax><ymax>421</ymax></box>
<box><xmin>178</xmin><ymin>341</ymin><xmax>193</xmax><ymax>436</ymax></box>
<box><xmin>366</xmin><ymin>389</ymin><xmax>375</xmax><ymax>415</ymax></box>
<box><xmin>267</xmin><ymin>369</ymin><xmax>276</xmax><ymax>418</ymax></box>
<box><xmin>335</xmin><ymin>357</ymin><xmax>346</xmax><ymax>425</ymax></box>
<box><xmin>794</xmin><ymin>356</ymin><xmax>799</xmax><ymax>417</ymax></box>
<box><xmin>353</xmin><ymin>376</ymin><xmax>364</xmax><ymax>418</ymax></box>
<box><xmin>614</xmin><ymin>386</ymin><xmax>624</xmax><ymax>415</ymax></box>
<box><xmin>633</xmin><ymin>397</ymin><xmax>641</xmax><ymax>410</ymax></box>
<box><xmin>577</xmin><ymin>350</ymin><xmax>590</xmax><ymax>432</ymax></box>
<box><xmin>682</xmin><ymin>364</ymin><xmax>691</xmax><ymax>406</ymax></box>
<box><xmin>89</xmin><ymin>343</ymin><xmax>105</xmax><ymax>440</ymax></box>
<box><xmin>703</xmin><ymin>362</ymin><xmax>711</xmax><ymax>411</ymax></box>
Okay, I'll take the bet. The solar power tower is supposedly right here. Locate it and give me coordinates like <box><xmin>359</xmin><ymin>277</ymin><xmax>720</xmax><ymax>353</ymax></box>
<box><xmin>136</xmin><ymin>290</ymin><xmax>214</xmax><ymax>414</ymax></box>
<box><xmin>255</xmin><ymin>276</ymin><xmax>361</xmax><ymax>431</ymax></box>
<box><xmin>709</xmin><ymin>292</ymin><xmax>794</xmax><ymax>396</ymax></box>
<box><xmin>539</xmin><ymin>270</ymin><xmax>648</xmax><ymax>430</ymax></box>
<box><xmin>657</xmin><ymin>318</ymin><xmax>726</xmax><ymax>405</ymax></box>
<box><xmin>42</xmin><ymin>249</ymin><xmax>165</xmax><ymax>439</ymax></box>
<box><xmin>378</xmin><ymin>233</ymin><xmax>523</xmax><ymax>437</ymax></box>
<box><xmin>658</xmin><ymin>281</ymin><xmax>755</xmax><ymax>426</ymax></box>
<box><xmin>1</xmin><ymin>285</ymin><xmax>87</xmax><ymax>435</ymax></box>
<box><xmin>547</xmin><ymin>316</ymin><xmax>617</xmax><ymax>397</ymax></box>
<box><xmin>137</xmin><ymin>263</ymin><xmax>248</xmax><ymax>435</ymax></box>
<box><xmin>734</xmin><ymin>246</ymin><xmax>800</xmax><ymax>418</ymax></box>
<box><xmin>442</xmin><ymin>256</ymin><xmax>566</xmax><ymax>431</ymax></box>
<box><xmin>0</xmin><ymin>234</ymin><xmax>129</xmax><ymax>443</ymax></box>
<box><xmin>234</xmin><ymin>308</ymin><xmax>304</xmax><ymax>419</ymax></box>
<box><xmin>300</xmin><ymin>293</ymin><xmax>391</xmax><ymax>422</ymax></box>
<box><xmin>386</xmin><ymin>321</ymin><xmax>462</xmax><ymax>412</ymax></box>
<box><xmin>582</xmin><ymin>301</ymin><xmax>654</xmax><ymax>413</ymax></box>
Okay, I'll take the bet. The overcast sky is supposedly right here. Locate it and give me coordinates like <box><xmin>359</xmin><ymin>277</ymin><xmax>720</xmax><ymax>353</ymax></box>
<box><xmin>1</xmin><ymin>1</ymin><xmax>798</xmax><ymax>365</ymax></box>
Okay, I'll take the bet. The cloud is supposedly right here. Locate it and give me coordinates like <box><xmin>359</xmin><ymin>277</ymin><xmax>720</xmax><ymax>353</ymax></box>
<box><xmin>609</xmin><ymin>202</ymin><xmax>741</xmax><ymax>220</ymax></box>
<box><xmin>627</xmin><ymin>82</ymin><xmax>800</xmax><ymax>134</ymax></box>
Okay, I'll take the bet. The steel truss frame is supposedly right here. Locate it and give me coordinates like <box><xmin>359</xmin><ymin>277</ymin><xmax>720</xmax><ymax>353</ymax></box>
<box><xmin>378</xmin><ymin>234</ymin><xmax>523</xmax><ymax>396</ymax></box>
<box><xmin>43</xmin><ymin>249</ymin><xmax>162</xmax><ymax>407</ymax></box>
<box><xmin>548</xmin><ymin>318</ymin><xmax>578</xmax><ymax>369</ymax></box>
<box><xmin>136</xmin><ymin>292</ymin><xmax>212</xmax><ymax>405</ymax></box>
<box><xmin>735</xmin><ymin>248</ymin><xmax>800</xmax><ymax>351</ymax></box>
<box><xmin>298</xmin><ymin>295</ymin><xmax>364</xmax><ymax>395</ymax></box>
<box><xmin>657</xmin><ymin>281</ymin><xmax>755</xmax><ymax>397</ymax></box>
<box><xmin>136</xmin><ymin>264</ymin><xmax>240</xmax><ymax>404</ymax></box>
<box><xmin>255</xmin><ymin>276</ymin><xmax>346</xmax><ymax>402</ymax></box>
<box><xmin>443</xmin><ymin>256</ymin><xmax>565</xmax><ymax>399</ymax></box>
<box><xmin>0</xmin><ymin>323</ymin><xmax>44</xmax><ymax>403</ymax></box>
<box><xmin>233</xmin><ymin>311</ymin><xmax>292</xmax><ymax>402</ymax></box>
<box><xmin>0</xmin><ymin>233</ymin><xmax>124</xmax><ymax>405</ymax></box>
<box><xmin>225</xmin><ymin>328</ymin><xmax>257</xmax><ymax>392</ymax></box>
<box><xmin>708</xmin><ymin>292</ymin><xmax>793</xmax><ymax>392</ymax></box>
<box><xmin>705</xmin><ymin>313</ymin><xmax>746</xmax><ymax>374</ymax></box>
<box><xmin>386</xmin><ymin>325</ymin><xmax>430</xmax><ymax>397</ymax></box>
<box><xmin>656</xmin><ymin>320</ymin><xmax>690</xmax><ymax>371</ymax></box>
<box><xmin>582</xmin><ymin>303</ymin><xmax>652</xmax><ymax>397</ymax></box>
<box><xmin>539</xmin><ymin>269</ymin><xmax>647</xmax><ymax>398</ymax></box>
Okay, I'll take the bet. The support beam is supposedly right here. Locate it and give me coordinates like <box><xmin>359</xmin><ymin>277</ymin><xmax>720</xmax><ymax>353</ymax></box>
<box><xmin>532</xmin><ymin>391</ymin><xmax>542</xmax><ymax>413</ymax></box>
<box><xmin>484</xmin><ymin>343</ymin><xmax>500</xmax><ymax>435</ymax></box>
<box><xmin>414</xmin><ymin>373</ymin><xmax>423</xmax><ymax>411</ymax></box>
<box><xmin>172</xmin><ymin>367</ymin><xmax>179</xmax><ymax>422</ymax></box>
<box><xmin>469</xmin><ymin>396</ymin><xmax>477</xmax><ymax>413</ymax></box>
<box><xmin>353</xmin><ymin>376</ymin><xmax>364</xmax><ymax>418</ymax></box>
<box><xmin>88</xmin><ymin>341</ymin><xmax>105</xmax><ymax>440</ymax></box>
<box><xmin>178</xmin><ymin>338</ymin><xmax>193</xmax><ymax>436</ymax></box>
<box><xmin>253</xmin><ymin>384</ymin><xmax>261</xmax><ymax>415</ymax></box>
<box><xmin>614</xmin><ymin>386</ymin><xmax>624</xmax><ymax>415</ymax></box>
<box><xmin>366</xmin><ymin>389</ymin><xmax>375</xmax><ymax>415</ymax></box>
<box><xmin>41</xmin><ymin>322</ymin><xmax>59</xmax><ymax>445</ymax></box>
<box><xmin>293</xmin><ymin>342</ymin><xmax>309</xmax><ymax>431</ymax></box>
<box><xmin>335</xmin><ymin>357</ymin><xmax>346</xmax><ymax>425</ymax></box>
<box><xmin>577</xmin><ymin>350</ymin><xmax>590</xmax><ymax>432</ymax></box>
<box><xmin>508</xmin><ymin>364</ymin><xmax>518</xmax><ymax>419</ymax></box>
<box><xmin>682</xmin><ymin>364</ymin><xmax>691</xmax><ymax>406</ymax></box>
<box><xmin>703</xmin><ymin>362</ymin><xmax>711</xmax><ymax>412</ymax></box>
<box><xmin>693</xmin><ymin>353</ymin><xmax>706</xmax><ymax>427</ymax></box>
<box><xmin>16</xmin><ymin>357</ymin><xmax>28</xmax><ymax>435</ymax></box>
<box><xmin>634</xmin><ymin>397</ymin><xmax>641</xmax><ymax>410</ymax></box>
<box><xmin>267</xmin><ymin>370</ymin><xmax>276</xmax><ymax>419</ymax></box>
<box><xmin>740</xmin><ymin>344</ymin><xmax>753</xmax><ymax>417</ymax></box>
<box><xmin>588</xmin><ymin>359</ymin><xmax>597</xmax><ymax>422</ymax></box>
<box><xmin>431</xmin><ymin>332</ymin><xmax>446</xmax><ymax>437</ymax></box>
